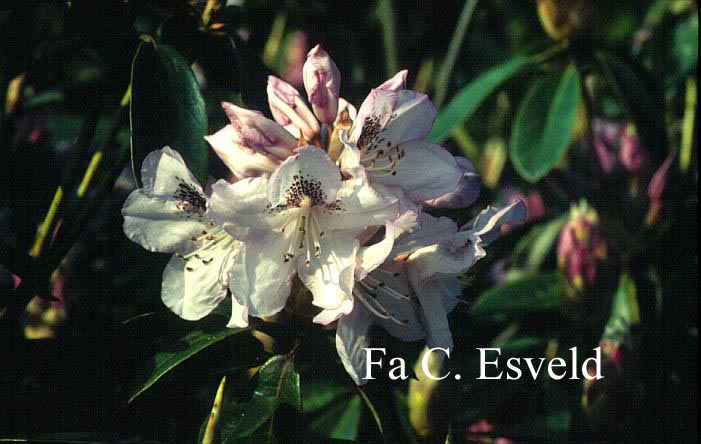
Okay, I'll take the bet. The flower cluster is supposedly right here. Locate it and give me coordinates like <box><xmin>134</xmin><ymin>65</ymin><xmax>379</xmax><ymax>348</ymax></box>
<box><xmin>122</xmin><ymin>45</ymin><xmax>525</xmax><ymax>384</ymax></box>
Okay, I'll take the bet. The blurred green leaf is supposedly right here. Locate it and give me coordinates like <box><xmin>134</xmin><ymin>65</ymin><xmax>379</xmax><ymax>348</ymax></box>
<box><xmin>308</xmin><ymin>395</ymin><xmax>361</xmax><ymax>442</ymax></box>
<box><xmin>128</xmin><ymin>327</ymin><xmax>244</xmax><ymax>403</ymax></box>
<box><xmin>215</xmin><ymin>354</ymin><xmax>302</xmax><ymax>443</ymax></box>
<box><xmin>672</xmin><ymin>13</ymin><xmax>698</xmax><ymax>75</ymax></box>
<box><xmin>512</xmin><ymin>215</ymin><xmax>568</xmax><ymax>272</ymax></box>
<box><xmin>595</xmin><ymin>51</ymin><xmax>669</xmax><ymax>159</ymax></box>
<box><xmin>130</xmin><ymin>40</ymin><xmax>209</xmax><ymax>187</ymax></box>
<box><xmin>428</xmin><ymin>56</ymin><xmax>534</xmax><ymax>143</ymax></box>
<box><xmin>510</xmin><ymin>65</ymin><xmax>581</xmax><ymax>182</ymax></box>
<box><xmin>471</xmin><ymin>272</ymin><xmax>563</xmax><ymax>320</ymax></box>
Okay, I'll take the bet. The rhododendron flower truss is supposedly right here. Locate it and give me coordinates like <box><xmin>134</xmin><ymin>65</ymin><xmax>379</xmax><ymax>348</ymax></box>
<box><xmin>207</xmin><ymin>147</ymin><xmax>399</xmax><ymax>322</ymax></box>
<box><xmin>334</xmin><ymin>201</ymin><xmax>527</xmax><ymax>384</ymax></box>
<box><xmin>121</xmin><ymin>147</ymin><xmax>247</xmax><ymax>328</ymax></box>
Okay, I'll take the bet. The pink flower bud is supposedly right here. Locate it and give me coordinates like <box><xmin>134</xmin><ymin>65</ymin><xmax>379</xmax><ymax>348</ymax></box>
<box><xmin>266</xmin><ymin>76</ymin><xmax>320</xmax><ymax>140</ymax></box>
<box><xmin>557</xmin><ymin>201</ymin><xmax>606</xmax><ymax>290</ymax></box>
<box><xmin>619</xmin><ymin>124</ymin><xmax>647</xmax><ymax>175</ymax></box>
<box><xmin>647</xmin><ymin>151</ymin><xmax>676</xmax><ymax>201</ymax></box>
<box><xmin>303</xmin><ymin>45</ymin><xmax>341</xmax><ymax>125</ymax></box>
<box><xmin>214</xmin><ymin>101</ymin><xmax>297</xmax><ymax>165</ymax></box>
<box><xmin>592</xmin><ymin>118</ymin><xmax>623</xmax><ymax>174</ymax></box>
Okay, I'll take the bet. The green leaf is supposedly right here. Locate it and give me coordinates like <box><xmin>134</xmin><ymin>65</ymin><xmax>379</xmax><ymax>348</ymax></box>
<box><xmin>471</xmin><ymin>272</ymin><xmax>563</xmax><ymax>320</ymax></box>
<box><xmin>672</xmin><ymin>14</ymin><xmax>698</xmax><ymax>76</ymax></box>
<box><xmin>128</xmin><ymin>327</ymin><xmax>244</xmax><ymax>403</ymax></box>
<box><xmin>428</xmin><ymin>56</ymin><xmax>534</xmax><ymax>143</ymax></box>
<box><xmin>594</xmin><ymin>51</ymin><xmax>669</xmax><ymax>160</ymax></box>
<box><xmin>308</xmin><ymin>395</ymin><xmax>362</xmax><ymax>442</ymax></box>
<box><xmin>130</xmin><ymin>40</ymin><xmax>209</xmax><ymax>186</ymax></box>
<box><xmin>512</xmin><ymin>216</ymin><xmax>568</xmax><ymax>272</ymax></box>
<box><xmin>216</xmin><ymin>354</ymin><xmax>302</xmax><ymax>443</ymax></box>
<box><xmin>510</xmin><ymin>65</ymin><xmax>581</xmax><ymax>182</ymax></box>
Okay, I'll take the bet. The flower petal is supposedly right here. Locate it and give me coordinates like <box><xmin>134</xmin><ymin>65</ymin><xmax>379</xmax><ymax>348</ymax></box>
<box><xmin>205</xmin><ymin>125</ymin><xmax>280</xmax><ymax>180</ymax></box>
<box><xmin>267</xmin><ymin>76</ymin><xmax>320</xmax><ymax>140</ymax></box>
<box><xmin>221</xmin><ymin>101</ymin><xmax>297</xmax><ymax>159</ymax></box>
<box><xmin>161</xmin><ymin>248</ymin><xmax>231</xmax><ymax>321</ymax></box>
<box><xmin>351</xmin><ymin>89</ymin><xmax>436</xmax><ymax>149</ymax></box>
<box><xmin>122</xmin><ymin>189</ymin><xmax>207</xmax><ymax>253</ymax></box>
<box><xmin>303</xmin><ymin>45</ymin><xmax>341</xmax><ymax>124</ymax></box>
<box><xmin>140</xmin><ymin>146</ymin><xmax>203</xmax><ymax>197</ymax></box>
<box><xmin>313</xmin><ymin>298</ymin><xmax>354</xmax><ymax>325</ymax></box>
<box><xmin>461</xmin><ymin>200</ymin><xmax>528</xmax><ymax>246</ymax></box>
<box><xmin>414</xmin><ymin>276</ymin><xmax>461</xmax><ymax>351</ymax></box>
<box><xmin>421</xmin><ymin>156</ymin><xmax>481</xmax><ymax>209</ymax></box>
<box><xmin>377</xmin><ymin>140</ymin><xmax>462</xmax><ymax>202</ymax></box>
<box><xmin>356</xmin><ymin>221</ymin><xmax>395</xmax><ymax>280</ymax></box>
<box><xmin>317</xmin><ymin>177</ymin><xmax>398</xmax><ymax>231</ymax></box>
<box><xmin>208</xmin><ymin>178</ymin><xmax>289</xmax><ymax>239</ymax></box>
<box><xmin>298</xmin><ymin>231</ymin><xmax>358</xmax><ymax>310</ymax></box>
<box><xmin>228</xmin><ymin>231</ymin><xmax>296</xmax><ymax>318</ymax></box>
<box><xmin>392</xmin><ymin>212</ymin><xmax>457</xmax><ymax>258</ymax></box>
<box><xmin>336</xmin><ymin>304</ymin><xmax>374</xmax><ymax>385</ymax></box>
<box><xmin>268</xmin><ymin>146</ymin><xmax>342</xmax><ymax>208</ymax></box>
<box><xmin>377</xmin><ymin>70</ymin><xmax>408</xmax><ymax>91</ymax></box>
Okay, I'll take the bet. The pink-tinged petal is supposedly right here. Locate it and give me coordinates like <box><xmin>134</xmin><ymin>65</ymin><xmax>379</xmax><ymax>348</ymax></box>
<box><xmin>267</xmin><ymin>76</ymin><xmax>320</xmax><ymax>140</ymax></box>
<box><xmin>298</xmin><ymin>231</ymin><xmax>358</xmax><ymax>310</ymax></box>
<box><xmin>303</xmin><ymin>45</ymin><xmax>341</xmax><ymax>124</ymax></box>
<box><xmin>378</xmin><ymin>141</ymin><xmax>462</xmax><ymax>202</ymax></box>
<box><xmin>351</xmin><ymin>89</ymin><xmax>437</xmax><ymax>150</ymax></box>
<box><xmin>349</xmin><ymin>89</ymin><xmax>397</xmax><ymax>145</ymax></box>
<box><xmin>268</xmin><ymin>146</ymin><xmax>342</xmax><ymax>208</ymax></box>
<box><xmin>336</xmin><ymin>303</ymin><xmax>374</xmax><ymax>385</ymax></box>
<box><xmin>204</xmin><ymin>125</ymin><xmax>280</xmax><ymax>180</ymax></box>
<box><xmin>648</xmin><ymin>151</ymin><xmax>676</xmax><ymax>200</ymax></box>
<box><xmin>421</xmin><ymin>156</ymin><xmax>481</xmax><ymax>209</ymax></box>
<box><xmin>317</xmin><ymin>177</ymin><xmax>399</xmax><ymax>231</ymax></box>
<box><xmin>228</xmin><ymin>231</ymin><xmax>296</xmax><ymax>318</ymax></box>
<box><xmin>392</xmin><ymin>213</ymin><xmax>457</xmax><ymax>258</ymax></box>
<box><xmin>377</xmin><ymin>70</ymin><xmax>407</xmax><ymax>91</ymax></box>
<box><xmin>140</xmin><ymin>146</ymin><xmax>203</xmax><ymax>197</ymax></box>
<box><xmin>619</xmin><ymin>125</ymin><xmax>647</xmax><ymax>175</ymax></box>
<box><xmin>207</xmin><ymin>178</ymin><xmax>289</xmax><ymax>239</ymax></box>
<box><xmin>221</xmin><ymin>101</ymin><xmax>297</xmax><ymax>159</ymax></box>
<box><xmin>356</xmin><ymin>221</ymin><xmax>395</xmax><ymax>280</ymax></box>
<box><xmin>122</xmin><ymin>189</ymin><xmax>207</xmax><ymax>253</ymax></box>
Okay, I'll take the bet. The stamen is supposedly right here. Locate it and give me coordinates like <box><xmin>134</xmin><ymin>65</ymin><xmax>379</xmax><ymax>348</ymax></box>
<box><xmin>353</xmin><ymin>287</ymin><xmax>407</xmax><ymax>325</ymax></box>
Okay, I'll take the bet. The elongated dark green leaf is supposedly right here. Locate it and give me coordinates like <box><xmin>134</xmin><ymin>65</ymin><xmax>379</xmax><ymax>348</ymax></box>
<box><xmin>510</xmin><ymin>65</ymin><xmax>581</xmax><ymax>182</ymax></box>
<box><xmin>471</xmin><ymin>272</ymin><xmax>563</xmax><ymax>320</ymax></box>
<box><xmin>128</xmin><ymin>327</ymin><xmax>243</xmax><ymax>403</ymax></box>
<box><xmin>216</xmin><ymin>354</ymin><xmax>302</xmax><ymax>444</ymax></box>
<box><xmin>428</xmin><ymin>56</ymin><xmax>535</xmax><ymax>143</ymax></box>
<box><xmin>130</xmin><ymin>40</ymin><xmax>208</xmax><ymax>186</ymax></box>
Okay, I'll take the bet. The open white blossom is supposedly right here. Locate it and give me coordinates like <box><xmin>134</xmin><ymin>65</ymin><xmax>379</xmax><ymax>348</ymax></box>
<box><xmin>121</xmin><ymin>147</ymin><xmax>248</xmax><ymax>328</ymax></box>
<box><xmin>207</xmin><ymin>146</ymin><xmax>398</xmax><ymax>323</ymax></box>
<box><xmin>334</xmin><ymin>201</ymin><xmax>527</xmax><ymax>384</ymax></box>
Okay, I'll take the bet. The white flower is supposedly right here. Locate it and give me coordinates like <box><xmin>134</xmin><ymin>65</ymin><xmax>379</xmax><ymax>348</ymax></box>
<box><xmin>207</xmin><ymin>146</ymin><xmax>399</xmax><ymax>324</ymax></box>
<box><xmin>338</xmin><ymin>87</ymin><xmax>466</xmax><ymax>204</ymax></box>
<box><xmin>334</xmin><ymin>201</ymin><xmax>527</xmax><ymax>384</ymax></box>
<box><xmin>121</xmin><ymin>147</ymin><xmax>248</xmax><ymax>328</ymax></box>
